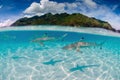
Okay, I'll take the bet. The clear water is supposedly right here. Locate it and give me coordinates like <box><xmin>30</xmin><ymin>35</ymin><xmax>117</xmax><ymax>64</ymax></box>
<box><xmin>0</xmin><ymin>30</ymin><xmax>120</xmax><ymax>80</ymax></box>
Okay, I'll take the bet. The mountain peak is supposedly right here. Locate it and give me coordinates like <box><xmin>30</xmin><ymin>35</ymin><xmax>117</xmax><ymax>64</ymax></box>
<box><xmin>12</xmin><ymin>13</ymin><xmax>114</xmax><ymax>31</ymax></box>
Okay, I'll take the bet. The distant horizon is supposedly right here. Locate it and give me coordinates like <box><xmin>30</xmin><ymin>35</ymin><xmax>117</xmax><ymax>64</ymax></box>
<box><xmin>0</xmin><ymin>0</ymin><xmax>120</xmax><ymax>30</ymax></box>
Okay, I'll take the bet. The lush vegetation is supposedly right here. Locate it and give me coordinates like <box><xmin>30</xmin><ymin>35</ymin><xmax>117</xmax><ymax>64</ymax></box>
<box><xmin>12</xmin><ymin>13</ymin><xmax>114</xmax><ymax>30</ymax></box>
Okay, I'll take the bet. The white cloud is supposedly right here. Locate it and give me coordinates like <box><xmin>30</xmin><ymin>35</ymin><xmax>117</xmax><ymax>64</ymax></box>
<box><xmin>24</xmin><ymin>2</ymin><xmax>41</xmax><ymax>14</ymax></box>
<box><xmin>80</xmin><ymin>5</ymin><xmax>120</xmax><ymax>30</ymax></box>
<box><xmin>0</xmin><ymin>19</ymin><xmax>14</xmax><ymax>27</ymax></box>
<box><xmin>24</xmin><ymin>0</ymin><xmax>120</xmax><ymax>30</ymax></box>
<box><xmin>83</xmin><ymin>0</ymin><xmax>97</xmax><ymax>8</ymax></box>
<box><xmin>24</xmin><ymin>0</ymin><xmax>65</xmax><ymax>15</ymax></box>
<box><xmin>24</xmin><ymin>0</ymin><xmax>97</xmax><ymax>15</ymax></box>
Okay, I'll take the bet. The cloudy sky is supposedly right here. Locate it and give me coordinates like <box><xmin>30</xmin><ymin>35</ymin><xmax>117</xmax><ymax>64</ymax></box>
<box><xmin>0</xmin><ymin>0</ymin><xmax>120</xmax><ymax>29</ymax></box>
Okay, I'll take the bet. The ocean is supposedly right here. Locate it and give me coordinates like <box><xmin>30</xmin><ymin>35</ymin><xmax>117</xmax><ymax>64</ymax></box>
<box><xmin>0</xmin><ymin>26</ymin><xmax>120</xmax><ymax>80</ymax></box>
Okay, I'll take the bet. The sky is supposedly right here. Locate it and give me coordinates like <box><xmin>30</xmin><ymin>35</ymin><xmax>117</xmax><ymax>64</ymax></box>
<box><xmin>0</xmin><ymin>0</ymin><xmax>120</xmax><ymax>30</ymax></box>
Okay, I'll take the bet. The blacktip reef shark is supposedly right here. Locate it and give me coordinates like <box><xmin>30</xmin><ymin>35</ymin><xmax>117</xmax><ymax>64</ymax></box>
<box><xmin>42</xmin><ymin>59</ymin><xmax>63</xmax><ymax>66</ymax></box>
<box><xmin>32</xmin><ymin>33</ymin><xmax>68</xmax><ymax>46</ymax></box>
<box><xmin>62</xmin><ymin>40</ymin><xmax>105</xmax><ymax>52</ymax></box>
<box><xmin>70</xmin><ymin>64</ymin><xmax>100</xmax><ymax>72</ymax></box>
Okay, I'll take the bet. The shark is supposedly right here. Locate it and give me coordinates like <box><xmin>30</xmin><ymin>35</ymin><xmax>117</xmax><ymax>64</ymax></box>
<box><xmin>70</xmin><ymin>64</ymin><xmax>100</xmax><ymax>72</ymax></box>
<box><xmin>62</xmin><ymin>40</ymin><xmax>105</xmax><ymax>52</ymax></box>
<box><xmin>42</xmin><ymin>59</ymin><xmax>63</xmax><ymax>66</ymax></box>
<box><xmin>32</xmin><ymin>33</ymin><xmax>67</xmax><ymax>46</ymax></box>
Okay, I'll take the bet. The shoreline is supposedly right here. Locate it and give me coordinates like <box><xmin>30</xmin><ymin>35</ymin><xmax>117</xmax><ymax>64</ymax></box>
<box><xmin>0</xmin><ymin>25</ymin><xmax>120</xmax><ymax>37</ymax></box>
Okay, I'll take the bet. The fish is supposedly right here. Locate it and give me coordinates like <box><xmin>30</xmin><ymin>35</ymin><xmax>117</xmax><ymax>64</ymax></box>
<box><xmin>42</xmin><ymin>59</ymin><xmax>63</xmax><ymax>66</ymax></box>
<box><xmin>32</xmin><ymin>33</ymin><xmax>68</xmax><ymax>46</ymax></box>
<box><xmin>62</xmin><ymin>41</ymin><xmax>105</xmax><ymax>52</ymax></box>
<box><xmin>70</xmin><ymin>64</ymin><xmax>100</xmax><ymax>72</ymax></box>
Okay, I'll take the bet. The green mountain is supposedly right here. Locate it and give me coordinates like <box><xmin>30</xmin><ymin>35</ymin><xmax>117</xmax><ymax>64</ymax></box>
<box><xmin>12</xmin><ymin>13</ymin><xmax>115</xmax><ymax>31</ymax></box>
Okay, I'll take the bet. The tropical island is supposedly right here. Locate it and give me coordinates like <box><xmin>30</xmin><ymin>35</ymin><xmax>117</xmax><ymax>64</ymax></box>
<box><xmin>12</xmin><ymin>13</ymin><xmax>116</xmax><ymax>32</ymax></box>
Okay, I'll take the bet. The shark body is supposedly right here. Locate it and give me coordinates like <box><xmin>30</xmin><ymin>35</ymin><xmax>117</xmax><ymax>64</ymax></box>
<box><xmin>62</xmin><ymin>41</ymin><xmax>103</xmax><ymax>52</ymax></box>
<box><xmin>70</xmin><ymin>64</ymin><xmax>99</xmax><ymax>72</ymax></box>
<box><xmin>32</xmin><ymin>36</ymin><xmax>55</xmax><ymax>42</ymax></box>
<box><xmin>32</xmin><ymin>33</ymin><xmax>67</xmax><ymax>46</ymax></box>
<box><xmin>42</xmin><ymin>59</ymin><xmax>63</xmax><ymax>66</ymax></box>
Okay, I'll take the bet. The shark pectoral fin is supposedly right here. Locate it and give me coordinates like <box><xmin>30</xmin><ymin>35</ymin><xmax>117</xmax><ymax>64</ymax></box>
<box><xmin>80</xmin><ymin>69</ymin><xmax>84</xmax><ymax>72</ymax></box>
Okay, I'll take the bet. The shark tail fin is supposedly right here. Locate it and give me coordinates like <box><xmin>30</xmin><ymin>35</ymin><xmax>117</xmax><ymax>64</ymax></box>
<box><xmin>98</xmin><ymin>41</ymin><xmax>106</xmax><ymax>46</ymax></box>
<box><xmin>91</xmin><ymin>41</ymin><xmax>106</xmax><ymax>48</ymax></box>
<box><xmin>96</xmin><ymin>41</ymin><xmax>106</xmax><ymax>49</ymax></box>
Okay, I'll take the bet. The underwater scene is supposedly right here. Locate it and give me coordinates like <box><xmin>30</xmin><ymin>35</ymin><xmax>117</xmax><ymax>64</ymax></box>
<box><xmin>0</xmin><ymin>26</ymin><xmax>119</xmax><ymax>80</ymax></box>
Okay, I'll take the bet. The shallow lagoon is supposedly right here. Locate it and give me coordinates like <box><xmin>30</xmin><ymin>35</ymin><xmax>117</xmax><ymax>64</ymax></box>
<box><xmin>0</xmin><ymin>26</ymin><xmax>120</xmax><ymax>80</ymax></box>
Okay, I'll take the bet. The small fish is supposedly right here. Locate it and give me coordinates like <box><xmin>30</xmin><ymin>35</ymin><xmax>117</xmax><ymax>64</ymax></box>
<box><xmin>42</xmin><ymin>59</ymin><xmax>63</xmax><ymax>66</ymax></box>
<box><xmin>70</xmin><ymin>64</ymin><xmax>100</xmax><ymax>72</ymax></box>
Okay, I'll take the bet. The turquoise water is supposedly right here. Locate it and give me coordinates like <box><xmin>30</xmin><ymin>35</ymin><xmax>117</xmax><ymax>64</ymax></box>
<box><xmin>0</xmin><ymin>30</ymin><xmax>120</xmax><ymax>80</ymax></box>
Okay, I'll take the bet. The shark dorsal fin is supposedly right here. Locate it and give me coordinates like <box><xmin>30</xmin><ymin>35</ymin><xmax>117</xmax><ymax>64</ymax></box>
<box><xmin>79</xmin><ymin>37</ymin><xmax>84</xmax><ymax>41</ymax></box>
<box><xmin>76</xmin><ymin>64</ymin><xmax>79</xmax><ymax>67</ymax></box>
